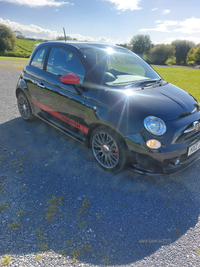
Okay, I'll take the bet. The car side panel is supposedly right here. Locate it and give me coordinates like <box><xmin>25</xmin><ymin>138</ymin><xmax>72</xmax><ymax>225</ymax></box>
<box><xmin>84</xmin><ymin>88</ymin><xmax>143</xmax><ymax>136</ymax></box>
<box><xmin>31</xmin><ymin>70</ymin><xmax>88</xmax><ymax>137</ymax></box>
<box><xmin>17</xmin><ymin>65</ymin><xmax>42</xmax><ymax>111</ymax></box>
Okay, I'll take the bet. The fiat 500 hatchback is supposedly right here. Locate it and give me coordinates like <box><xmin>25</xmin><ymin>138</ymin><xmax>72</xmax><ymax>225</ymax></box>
<box><xmin>16</xmin><ymin>41</ymin><xmax>200</xmax><ymax>175</ymax></box>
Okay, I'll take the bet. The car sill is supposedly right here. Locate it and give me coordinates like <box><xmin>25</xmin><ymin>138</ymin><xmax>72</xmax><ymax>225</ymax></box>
<box><xmin>38</xmin><ymin>112</ymin><xmax>86</xmax><ymax>143</ymax></box>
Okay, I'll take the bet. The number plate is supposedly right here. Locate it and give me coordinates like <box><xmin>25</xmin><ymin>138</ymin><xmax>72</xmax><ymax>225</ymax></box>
<box><xmin>188</xmin><ymin>140</ymin><xmax>200</xmax><ymax>156</ymax></box>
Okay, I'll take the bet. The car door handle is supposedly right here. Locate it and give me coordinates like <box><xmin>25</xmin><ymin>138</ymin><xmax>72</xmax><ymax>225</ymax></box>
<box><xmin>37</xmin><ymin>83</ymin><xmax>46</xmax><ymax>89</ymax></box>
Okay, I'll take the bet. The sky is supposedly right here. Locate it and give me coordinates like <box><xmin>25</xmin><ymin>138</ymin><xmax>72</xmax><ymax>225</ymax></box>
<box><xmin>0</xmin><ymin>0</ymin><xmax>200</xmax><ymax>45</ymax></box>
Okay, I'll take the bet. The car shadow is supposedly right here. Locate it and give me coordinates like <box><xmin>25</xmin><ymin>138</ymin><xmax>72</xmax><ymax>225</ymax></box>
<box><xmin>0</xmin><ymin>117</ymin><xmax>200</xmax><ymax>265</ymax></box>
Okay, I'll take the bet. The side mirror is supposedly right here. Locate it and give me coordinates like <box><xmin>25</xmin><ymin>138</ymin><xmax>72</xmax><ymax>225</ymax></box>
<box><xmin>60</xmin><ymin>73</ymin><xmax>80</xmax><ymax>85</ymax></box>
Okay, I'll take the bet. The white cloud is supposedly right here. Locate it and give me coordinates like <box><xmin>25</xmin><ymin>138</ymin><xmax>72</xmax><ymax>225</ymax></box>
<box><xmin>0</xmin><ymin>18</ymin><xmax>59</xmax><ymax>39</ymax></box>
<box><xmin>151</xmin><ymin>7</ymin><xmax>157</xmax><ymax>11</ymax></box>
<box><xmin>162</xmin><ymin>9</ymin><xmax>170</xmax><ymax>14</ymax></box>
<box><xmin>103</xmin><ymin>0</ymin><xmax>141</xmax><ymax>11</ymax></box>
<box><xmin>0</xmin><ymin>18</ymin><xmax>118</xmax><ymax>44</ymax></box>
<box><xmin>0</xmin><ymin>0</ymin><xmax>74</xmax><ymax>7</ymax></box>
<box><xmin>67</xmin><ymin>34</ymin><xmax>114</xmax><ymax>44</ymax></box>
<box><xmin>115</xmin><ymin>37</ymin><xmax>131</xmax><ymax>44</ymax></box>
<box><xmin>178</xmin><ymin>17</ymin><xmax>200</xmax><ymax>34</ymax></box>
<box><xmin>161</xmin><ymin>36</ymin><xmax>200</xmax><ymax>45</ymax></box>
<box><xmin>140</xmin><ymin>17</ymin><xmax>200</xmax><ymax>35</ymax></box>
<box><xmin>140</xmin><ymin>20</ymin><xmax>178</xmax><ymax>33</ymax></box>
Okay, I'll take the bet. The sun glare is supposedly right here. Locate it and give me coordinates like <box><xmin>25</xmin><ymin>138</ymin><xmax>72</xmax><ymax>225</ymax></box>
<box><xmin>106</xmin><ymin>47</ymin><xmax>114</xmax><ymax>54</ymax></box>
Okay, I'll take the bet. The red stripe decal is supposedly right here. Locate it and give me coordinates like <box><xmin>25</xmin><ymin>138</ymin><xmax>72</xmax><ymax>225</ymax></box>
<box><xmin>32</xmin><ymin>99</ymin><xmax>89</xmax><ymax>134</ymax></box>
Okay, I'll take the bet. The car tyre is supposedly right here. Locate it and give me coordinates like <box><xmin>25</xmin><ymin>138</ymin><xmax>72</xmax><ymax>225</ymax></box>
<box><xmin>90</xmin><ymin>126</ymin><xmax>128</xmax><ymax>172</ymax></box>
<box><xmin>17</xmin><ymin>92</ymin><xmax>34</xmax><ymax>122</ymax></box>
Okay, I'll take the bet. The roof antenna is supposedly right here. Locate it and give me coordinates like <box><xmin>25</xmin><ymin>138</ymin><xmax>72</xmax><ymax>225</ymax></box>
<box><xmin>63</xmin><ymin>27</ymin><xmax>66</xmax><ymax>42</ymax></box>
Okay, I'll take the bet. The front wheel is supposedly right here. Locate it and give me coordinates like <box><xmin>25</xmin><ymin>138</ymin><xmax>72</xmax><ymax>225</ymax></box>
<box><xmin>17</xmin><ymin>92</ymin><xmax>34</xmax><ymax>121</ymax></box>
<box><xmin>90</xmin><ymin>126</ymin><xmax>128</xmax><ymax>172</ymax></box>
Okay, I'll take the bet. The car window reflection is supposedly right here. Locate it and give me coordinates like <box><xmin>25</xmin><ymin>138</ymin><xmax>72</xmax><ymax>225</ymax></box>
<box><xmin>31</xmin><ymin>48</ymin><xmax>47</xmax><ymax>69</ymax></box>
<box><xmin>46</xmin><ymin>47</ymin><xmax>85</xmax><ymax>84</ymax></box>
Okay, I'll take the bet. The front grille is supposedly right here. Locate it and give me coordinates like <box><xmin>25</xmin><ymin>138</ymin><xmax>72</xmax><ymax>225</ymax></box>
<box><xmin>174</xmin><ymin>119</ymin><xmax>200</xmax><ymax>144</ymax></box>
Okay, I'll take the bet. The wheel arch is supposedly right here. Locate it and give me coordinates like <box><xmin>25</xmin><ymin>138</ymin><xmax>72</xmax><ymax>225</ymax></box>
<box><xmin>16</xmin><ymin>89</ymin><xmax>36</xmax><ymax>122</ymax></box>
<box><xmin>16</xmin><ymin>87</ymin><xmax>34</xmax><ymax>111</ymax></box>
<box><xmin>16</xmin><ymin>87</ymin><xmax>25</xmax><ymax>98</ymax></box>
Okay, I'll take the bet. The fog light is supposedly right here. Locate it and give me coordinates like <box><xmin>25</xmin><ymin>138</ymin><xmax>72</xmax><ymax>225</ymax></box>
<box><xmin>146</xmin><ymin>139</ymin><xmax>161</xmax><ymax>149</ymax></box>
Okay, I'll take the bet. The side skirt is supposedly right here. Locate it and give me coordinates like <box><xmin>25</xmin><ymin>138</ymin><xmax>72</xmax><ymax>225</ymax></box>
<box><xmin>37</xmin><ymin>112</ymin><xmax>88</xmax><ymax>145</ymax></box>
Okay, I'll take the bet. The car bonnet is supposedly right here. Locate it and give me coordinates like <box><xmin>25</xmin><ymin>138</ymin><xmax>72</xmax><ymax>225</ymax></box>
<box><xmin>105</xmin><ymin>83</ymin><xmax>199</xmax><ymax>121</ymax></box>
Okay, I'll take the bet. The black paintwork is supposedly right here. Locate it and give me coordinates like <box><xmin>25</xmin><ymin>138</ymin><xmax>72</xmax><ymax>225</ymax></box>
<box><xmin>106</xmin><ymin>83</ymin><xmax>198</xmax><ymax>121</ymax></box>
<box><xmin>16</xmin><ymin>41</ymin><xmax>200</xmax><ymax>175</ymax></box>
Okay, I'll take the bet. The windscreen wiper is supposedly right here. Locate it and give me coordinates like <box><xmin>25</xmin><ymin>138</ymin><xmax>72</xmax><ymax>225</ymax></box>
<box><xmin>126</xmin><ymin>79</ymin><xmax>163</xmax><ymax>89</ymax></box>
<box><xmin>142</xmin><ymin>78</ymin><xmax>163</xmax><ymax>88</ymax></box>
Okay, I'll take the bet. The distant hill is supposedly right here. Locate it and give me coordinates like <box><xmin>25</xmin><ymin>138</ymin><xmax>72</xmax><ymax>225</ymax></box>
<box><xmin>1</xmin><ymin>38</ymin><xmax>44</xmax><ymax>58</ymax></box>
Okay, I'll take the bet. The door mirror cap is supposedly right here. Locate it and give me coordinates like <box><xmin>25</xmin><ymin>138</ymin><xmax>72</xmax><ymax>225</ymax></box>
<box><xmin>60</xmin><ymin>73</ymin><xmax>80</xmax><ymax>85</ymax></box>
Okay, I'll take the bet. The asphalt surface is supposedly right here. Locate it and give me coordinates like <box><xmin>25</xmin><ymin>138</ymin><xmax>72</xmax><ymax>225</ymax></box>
<box><xmin>0</xmin><ymin>59</ymin><xmax>200</xmax><ymax>267</ymax></box>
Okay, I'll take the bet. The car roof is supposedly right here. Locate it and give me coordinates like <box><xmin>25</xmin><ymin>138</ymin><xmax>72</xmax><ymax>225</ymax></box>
<box><xmin>38</xmin><ymin>40</ymin><xmax>126</xmax><ymax>51</ymax></box>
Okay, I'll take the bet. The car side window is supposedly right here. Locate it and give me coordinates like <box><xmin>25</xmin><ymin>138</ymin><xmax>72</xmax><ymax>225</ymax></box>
<box><xmin>30</xmin><ymin>48</ymin><xmax>47</xmax><ymax>69</ymax></box>
<box><xmin>46</xmin><ymin>47</ymin><xmax>86</xmax><ymax>84</ymax></box>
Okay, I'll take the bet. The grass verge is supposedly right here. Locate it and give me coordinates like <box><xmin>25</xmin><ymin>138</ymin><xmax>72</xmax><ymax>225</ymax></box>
<box><xmin>154</xmin><ymin>66</ymin><xmax>200</xmax><ymax>102</ymax></box>
<box><xmin>0</xmin><ymin>56</ymin><xmax>28</xmax><ymax>61</ymax></box>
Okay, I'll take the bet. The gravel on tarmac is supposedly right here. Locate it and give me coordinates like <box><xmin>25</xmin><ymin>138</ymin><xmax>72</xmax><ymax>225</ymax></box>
<box><xmin>0</xmin><ymin>59</ymin><xmax>200</xmax><ymax>267</ymax></box>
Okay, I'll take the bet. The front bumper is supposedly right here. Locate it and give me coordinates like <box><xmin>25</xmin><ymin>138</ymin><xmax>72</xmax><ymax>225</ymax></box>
<box><xmin>129</xmin><ymin>146</ymin><xmax>200</xmax><ymax>175</ymax></box>
<box><xmin>125</xmin><ymin>126</ymin><xmax>200</xmax><ymax>175</ymax></box>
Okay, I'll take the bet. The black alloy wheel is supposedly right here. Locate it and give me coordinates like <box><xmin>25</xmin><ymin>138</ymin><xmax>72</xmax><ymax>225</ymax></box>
<box><xmin>17</xmin><ymin>92</ymin><xmax>34</xmax><ymax>121</ymax></box>
<box><xmin>90</xmin><ymin>126</ymin><xmax>128</xmax><ymax>172</ymax></box>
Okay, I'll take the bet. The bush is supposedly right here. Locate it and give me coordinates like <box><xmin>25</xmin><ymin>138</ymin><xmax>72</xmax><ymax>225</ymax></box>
<box><xmin>0</xmin><ymin>51</ymin><xmax>30</xmax><ymax>58</ymax></box>
<box><xmin>165</xmin><ymin>56</ymin><xmax>176</xmax><ymax>65</ymax></box>
<box><xmin>194</xmin><ymin>46</ymin><xmax>200</xmax><ymax>64</ymax></box>
<box><xmin>186</xmin><ymin>47</ymin><xmax>196</xmax><ymax>65</ymax></box>
<box><xmin>172</xmin><ymin>40</ymin><xmax>195</xmax><ymax>64</ymax></box>
<box><xmin>147</xmin><ymin>44</ymin><xmax>175</xmax><ymax>64</ymax></box>
<box><xmin>0</xmin><ymin>24</ymin><xmax>16</xmax><ymax>53</ymax></box>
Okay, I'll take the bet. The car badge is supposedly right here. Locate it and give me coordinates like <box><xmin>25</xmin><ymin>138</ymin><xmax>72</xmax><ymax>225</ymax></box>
<box><xmin>193</xmin><ymin>121</ymin><xmax>200</xmax><ymax>132</ymax></box>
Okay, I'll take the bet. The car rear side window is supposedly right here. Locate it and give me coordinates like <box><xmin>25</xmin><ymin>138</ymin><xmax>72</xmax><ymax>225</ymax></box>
<box><xmin>46</xmin><ymin>47</ymin><xmax>85</xmax><ymax>84</ymax></box>
<box><xmin>30</xmin><ymin>47</ymin><xmax>47</xmax><ymax>69</ymax></box>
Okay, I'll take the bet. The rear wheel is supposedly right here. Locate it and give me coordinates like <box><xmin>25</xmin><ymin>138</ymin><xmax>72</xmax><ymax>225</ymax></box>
<box><xmin>17</xmin><ymin>92</ymin><xmax>34</xmax><ymax>121</ymax></box>
<box><xmin>90</xmin><ymin>126</ymin><xmax>128</xmax><ymax>172</ymax></box>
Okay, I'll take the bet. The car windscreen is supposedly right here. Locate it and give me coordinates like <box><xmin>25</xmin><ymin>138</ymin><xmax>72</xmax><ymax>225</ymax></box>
<box><xmin>80</xmin><ymin>46</ymin><xmax>161</xmax><ymax>88</ymax></box>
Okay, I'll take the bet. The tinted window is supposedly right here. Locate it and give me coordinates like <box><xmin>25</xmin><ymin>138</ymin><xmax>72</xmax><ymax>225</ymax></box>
<box><xmin>46</xmin><ymin>47</ymin><xmax>85</xmax><ymax>84</ymax></box>
<box><xmin>31</xmin><ymin>48</ymin><xmax>47</xmax><ymax>69</ymax></box>
<box><xmin>81</xmin><ymin>46</ymin><xmax>161</xmax><ymax>87</ymax></box>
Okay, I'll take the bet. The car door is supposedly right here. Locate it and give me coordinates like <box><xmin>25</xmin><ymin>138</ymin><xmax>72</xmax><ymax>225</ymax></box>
<box><xmin>31</xmin><ymin>46</ymin><xmax>89</xmax><ymax>139</ymax></box>
<box><xmin>23</xmin><ymin>46</ymin><xmax>48</xmax><ymax>107</ymax></box>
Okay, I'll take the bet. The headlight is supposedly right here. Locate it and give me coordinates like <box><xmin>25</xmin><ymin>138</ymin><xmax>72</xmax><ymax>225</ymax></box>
<box><xmin>144</xmin><ymin>116</ymin><xmax>166</xmax><ymax>136</ymax></box>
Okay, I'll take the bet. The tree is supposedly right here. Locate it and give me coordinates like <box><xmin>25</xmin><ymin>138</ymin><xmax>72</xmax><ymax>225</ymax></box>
<box><xmin>194</xmin><ymin>46</ymin><xmax>200</xmax><ymax>64</ymax></box>
<box><xmin>171</xmin><ymin>40</ymin><xmax>195</xmax><ymax>64</ymax></box>
<box><xmin>117</xmin><ymin>43</ymin><xmax>131</xmax><ymax>50</ymax></box>
<box><xmin>0</xmin><ymin>24</ymin><xmax>16</xmax><ymax>53</ymax></box>
<box><xmin>130</xmin><ymin>34</ymin><xmax>152</xmax><ymax>58</ymax></box>
<box><xmin>147</xmin><ymin>44</ymin><xmax>175</xmax><ymax>64</ymax></box>
<box><xmin>56</xmin><ymin>35</ymin><xmax>77</xmax><ymax>41</ymax></box>
<box><xmin>13</xmin><ymin>30</ymin><xmax>25</xmax><ymax>39</ymax></box>
<box><xmin>186</xmin><ymin>47</ymin><xmax>196</xmax><ymax>65</ymax></box>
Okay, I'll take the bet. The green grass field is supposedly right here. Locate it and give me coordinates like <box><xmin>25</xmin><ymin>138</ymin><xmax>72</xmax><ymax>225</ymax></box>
<box><xmin>1</xmin><ymin>39</ymin><xmax>42</xmax><ymax>58</ymax></box>
<box><xmin>15</xmin><ymin>39</ymin><xmax>40</xmax><ymax>56</ymax></box>
<box><xmin>153</xmin><ymin>66</ymin><xmax>200</xmax><ymax>102</ymax></box>
<box><xmin>0</xmin><ymin>56</ymin><xmax>28</xmax><ymax>61</ymax></box>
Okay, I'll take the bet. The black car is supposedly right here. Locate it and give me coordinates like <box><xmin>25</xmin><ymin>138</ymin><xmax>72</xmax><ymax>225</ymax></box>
<box><xmin>16</xmin><ymin>41</ymin><xmax>200</xmax><ymax>175</ymax></box>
